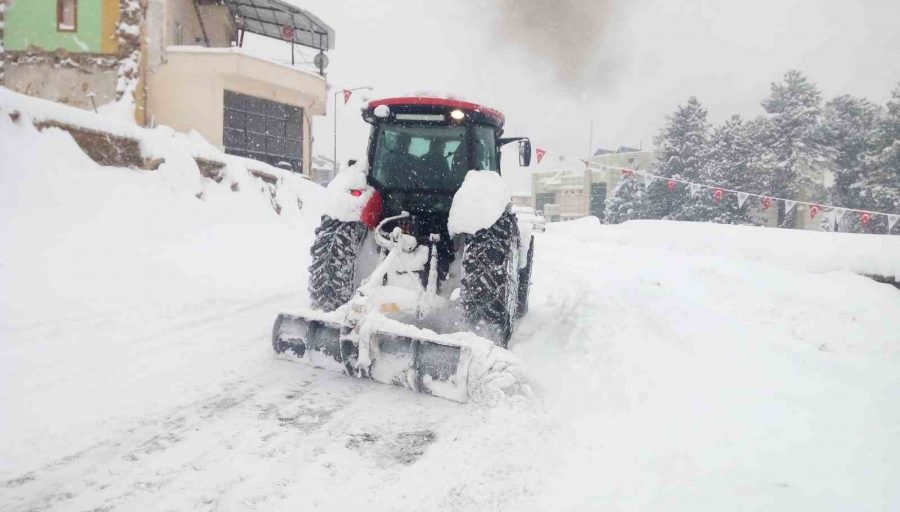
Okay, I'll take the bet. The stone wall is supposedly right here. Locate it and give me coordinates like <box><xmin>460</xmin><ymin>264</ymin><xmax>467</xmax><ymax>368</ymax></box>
<box><xmin>0</xmin><ymin>0</ymin><xmax>143</xmax><ymax>120</ymax></box>
<box><xmin>3</xmin><ymin>57</ymin><xmax>119</xmax><ymax>109</ymax></box>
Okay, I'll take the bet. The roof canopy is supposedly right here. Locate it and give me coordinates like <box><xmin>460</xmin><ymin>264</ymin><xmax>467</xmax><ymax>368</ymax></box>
<box><xmin>224</xmin><ymin>0</ymin><xmax>334</xmax><ymax>51</ymax></box>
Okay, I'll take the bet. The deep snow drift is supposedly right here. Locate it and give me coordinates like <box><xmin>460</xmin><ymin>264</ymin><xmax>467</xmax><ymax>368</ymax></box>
<box><xmin>2</xmin><ymin>114</ymin><xmax>900</xmax><ymax>511</ymax></box>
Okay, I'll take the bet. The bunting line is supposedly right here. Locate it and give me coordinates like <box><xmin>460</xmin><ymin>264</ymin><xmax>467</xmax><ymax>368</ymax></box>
<box><xmin>576</xmin><ymin>160</ymin><xmax>900</xmax><ymax>228</ymax></box>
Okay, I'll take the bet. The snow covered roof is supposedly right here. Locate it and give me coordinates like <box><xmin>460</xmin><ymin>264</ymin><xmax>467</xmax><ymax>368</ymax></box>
<box><xmin>224</xmin><ymin>0</ymin><xmax>334</xmax><ymax>51</ymax></box>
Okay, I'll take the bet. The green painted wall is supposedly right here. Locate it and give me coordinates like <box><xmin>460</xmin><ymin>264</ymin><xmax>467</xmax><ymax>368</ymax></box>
<box><xmin>4</xmin><ymin>0</ymin><xmax>104</xmax><ymax>53</ymax></box>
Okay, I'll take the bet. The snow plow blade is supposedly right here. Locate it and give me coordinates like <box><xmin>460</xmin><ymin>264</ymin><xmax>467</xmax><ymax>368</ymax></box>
<box><xmin>272</xmin><ymin>313</ymin><xmax>473</xmax><ymax>403</ymax></box>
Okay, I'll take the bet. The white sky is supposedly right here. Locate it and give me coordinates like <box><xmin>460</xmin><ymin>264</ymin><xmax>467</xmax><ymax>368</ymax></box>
<box><xmin>249</xmin><ymin>0</ymin><xmax>900</xmax><ymax>193</ymax></box>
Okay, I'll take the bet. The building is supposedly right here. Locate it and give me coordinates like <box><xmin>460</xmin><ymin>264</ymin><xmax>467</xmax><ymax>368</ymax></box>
<box><xmin>309</xmin><ymin>154</ymin><xmax>335</xmax><ymax>186</ymax></box>
<box><xmin>531</xmin><ymin>147</ymin><xmax>658</xmax><ymax>221</ymax></box>
<box><xmin>0</xmin><ymin>0</ymin><xmax>332</xmax><ymax>174</ymax></box>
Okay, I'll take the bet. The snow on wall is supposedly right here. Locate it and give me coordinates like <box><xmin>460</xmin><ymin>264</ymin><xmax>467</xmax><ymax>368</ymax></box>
<box><xmin>0</xmin><ymin>110</ymin><xmax>324</xmax><ymax>330</ymax></box>
<box><xmin>554</xmin><ymin>217</ymin><xmax>900</xmax><ymax>282</ymax></box>
<box><xmin>0</xmin><ymin>86</ymin><xmax>319</xmax><ymax>208</ymax></box>
<box><xmin>448</xmin><ymin>170</ymin><xmax>511</xmax><ymax>236</ymax></box>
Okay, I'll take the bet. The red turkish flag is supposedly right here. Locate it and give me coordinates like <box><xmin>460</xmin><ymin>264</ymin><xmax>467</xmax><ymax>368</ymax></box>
<box><xmin>860</xmin><ymin>212</ymin><xmax>871</xmax><ymax>227</ymax></box>
<box><xmin>667</xmin><ymin>179</ymin><xmax>676</xmax><ymax>191</ymax></box>
<box><xmin>810</xmin><ymin>204</ymin><xmax>820</xmax><ymax>219</ymax></box>
<box><xmin>712</xmin><ymin>188</ymin><xmax>724</xmax><ymax>202</ymax></box>
<box><xmin>535</xmin><ymin>148</ymin><xmax>546</xmax><ymax>164</ymax></box>
<box><xmin>342</xmin><ymin>89</ymin><xmax>352</xmax><ymax>105</ymax></box>
<box><xmin>761</xmin><ymin>196</ymin><xmax>771</xmax><ymax>210</ymax></box>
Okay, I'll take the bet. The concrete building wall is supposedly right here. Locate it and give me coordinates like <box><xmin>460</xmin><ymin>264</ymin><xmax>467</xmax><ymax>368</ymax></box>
<box><xmin>588</xmin><ymin>151</ymin><xmax>659</xmax><ymax>203</ymax></box>
<box><xmin>147</xmin><ymin>48</ymin><xmax>326</xmax><ymax>173</ymax></box>
<box><xmin>3</xmin><ymin>0</ymin><xmax>119</xmax><ymax>54</ymax></box>
<box><xmin>164</xmin><ymin>0</ymin><xmax>235</xmax><ymax>48</ymax></box>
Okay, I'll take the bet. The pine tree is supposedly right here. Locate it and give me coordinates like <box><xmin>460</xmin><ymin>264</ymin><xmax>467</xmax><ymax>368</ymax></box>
<box><xmin>603</xmin><ymin>172</ymin><xmax>644</xmax><ymax>224</ymax></box>
<box><xmin>859</xmin><ymin>84</ymin><xmax>900</xmax><ymax>233</ymax></box>
<box><xmin>818</xmin><ymin>95</ymin><xmax>883</xmax><ymax>230</ymax></box>
<box><xmin>760</xmin><ymin>70</ymin><xmax>828</xmax><ymax>227</ymax></box>
<box><xmin>643</xmin><ymin>96</ymin><xmax>710</xmax><ymax>221</ymax></box>
<box><xmin>692</xmin><ymin>115</ymin><xmax>761</xmax><ymax>224</ymax></box>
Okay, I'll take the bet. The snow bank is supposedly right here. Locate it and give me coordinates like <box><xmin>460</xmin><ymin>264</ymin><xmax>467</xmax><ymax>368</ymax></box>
<box><xmin>514</xmin><ymin>216</ymin><xmax>900</xmax><ymax>510</ymax></box>
<box><xmin>0</xmin><ymin>113</ymin><xmax>323</xmax><ymax>330</ymax></box>
<box><xmin>554</xmin><ymin>218</ymin><xmax>900</xmax><ymax>281</ymax></box>
<box><xmin>448</xmin><ymin>170</ymin><xmax>510</xmax><ymax>235</ymax></box>
<box><xmin>0</xmin><ymin>86</ymin><xmax>144</xmax><ymax>140</ymax></box>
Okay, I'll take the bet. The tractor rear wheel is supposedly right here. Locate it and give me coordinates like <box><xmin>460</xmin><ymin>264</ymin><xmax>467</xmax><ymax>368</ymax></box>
<box><xmin>516</xmin><ymin>235</ymin><xmax>534</xmax><ymax>318</ymax></box>
<box><xmin>308</xmin><ymin>216</ymin><xmax>368</xmax><ymax>311</ymax></box>
<box><xmin>460</xmin><ymin>211</ymin><xmax>520</xmax><ymax>347</ymax></box>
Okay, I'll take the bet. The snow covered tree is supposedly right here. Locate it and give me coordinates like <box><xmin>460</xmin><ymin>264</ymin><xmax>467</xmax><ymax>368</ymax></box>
<box><xmin>693</xmin><ymin>115</ymin><xmax>762</xmax><ymax>224</ymax></box>
<box><xmin>603</xmin><ymin>172</ymin><xmax>644</xmax><ymax>224</ymax></box>
<box><xmin>643</xmin><ymin>96</ymin><xmax>709</xmax><ymax>221</ymax></box>
<box><xmin>818</xmin><ymin>95</ymin><xmax>883</xmax><ymax>228</ymax></box>
<box><xmin>859</xmin><ymin>84</ymin><xmax>900</xmax><ymax>233</ymax></box>
<box><xmin>760</xmin><ymin>70</ymin><xmax>828</xmax><ymax>227</ymax></box>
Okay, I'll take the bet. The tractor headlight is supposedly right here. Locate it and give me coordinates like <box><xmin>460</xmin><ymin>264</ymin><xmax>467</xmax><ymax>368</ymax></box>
<box><xmin>450</xmin><ymin>109</ymin><xmax>465</xmax><ymax>120</ymax></box>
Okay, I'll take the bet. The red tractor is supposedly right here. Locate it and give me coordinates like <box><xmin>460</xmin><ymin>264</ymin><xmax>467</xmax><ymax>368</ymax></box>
<box><xmin>272</xmin><ymin>96</ymin><xmax>534</xmax><ymax>402</ymax></box>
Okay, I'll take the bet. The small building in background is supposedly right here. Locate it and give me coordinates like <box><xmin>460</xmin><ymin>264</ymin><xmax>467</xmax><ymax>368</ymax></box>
<box><xmin>309</xmin><ymin>154</ymin><xmax>336</xmax><ymax>186</ymax></box>
<box><xmin>0</xmin><ymin>0</ymin><xmax>333</xmax><ymax>175</ymax></box>
<box><xmin>510</xmin><ymin>193</ymin><xmax>531</xmax><ymax>208</ymax></box>
<box><xmin>531</xmin><ymin>147</ymin><xmax>658</xmax><ymax>221</ymax></box>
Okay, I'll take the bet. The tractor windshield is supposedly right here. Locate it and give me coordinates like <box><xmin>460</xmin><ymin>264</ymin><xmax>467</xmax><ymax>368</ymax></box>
<box><xmin>371</xmin><ymin>124</ymin><xmax>469</xmax><ymax>191</ymax></box>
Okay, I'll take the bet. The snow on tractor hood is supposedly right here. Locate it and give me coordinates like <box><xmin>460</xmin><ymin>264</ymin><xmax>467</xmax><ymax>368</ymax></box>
<box><xmin>448</xmin><ymin>170</ymin><xmax>511</xmax><ymax>236</ymax></box>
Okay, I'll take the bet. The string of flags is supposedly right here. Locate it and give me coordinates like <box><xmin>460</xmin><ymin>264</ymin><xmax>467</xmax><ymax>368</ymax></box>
<box><xmin>604</xmin><ymin>163</ymin><xmax>898</xmax><ymax>231</ymax></box>
<box><xmin>530</xmin><ymin>146</ymin><xmax>899</xmax><ymax>232</ymax></box>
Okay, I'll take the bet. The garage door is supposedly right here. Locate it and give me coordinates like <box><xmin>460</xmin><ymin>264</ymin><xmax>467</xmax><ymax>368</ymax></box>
<box><xmin>223</xmin><ymin>90</ymin><xmax>303</xmax><ymax>172</ymax></box>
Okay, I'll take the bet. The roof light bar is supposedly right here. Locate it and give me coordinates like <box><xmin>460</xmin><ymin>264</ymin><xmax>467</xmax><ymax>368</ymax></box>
<box><xmin>395</xmin><ymin>113</ymin><xmax>445</xmax><ymax>122</ymax></box>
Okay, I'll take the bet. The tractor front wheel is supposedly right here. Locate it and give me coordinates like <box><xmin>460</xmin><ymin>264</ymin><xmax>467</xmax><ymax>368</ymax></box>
<box><xmin>460</xmin><ymin>211</ymin><xmax>520</xmax><ymax>348</ymax></box>
<box><xmin>307</xmin><ymin>216</ymin><xmax>368</xmax><ymax>311</ymax></box>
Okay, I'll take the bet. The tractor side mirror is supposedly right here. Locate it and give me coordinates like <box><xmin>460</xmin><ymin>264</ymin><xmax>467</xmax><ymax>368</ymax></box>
<box><xmin>518</xmin><ymin>139</ymin><xmax>532</xmax><ymax>167</ymax></box>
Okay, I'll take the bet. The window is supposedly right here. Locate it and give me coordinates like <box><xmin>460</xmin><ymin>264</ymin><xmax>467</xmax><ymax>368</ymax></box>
<box><xmin>223</xmin><ymin>90</ymin><xmax>304</xmax><ymax>172</ymax></box>
<box><xmin>371</xmin><ymin>124</ymin><xmax>468</xmax><ymax>191</ymax></box>
<box><xmin>57</xmin><ymin>0</ymin><xmax>77</xmax><ymax>32</ymax></box>
<box><xmin>536</xmin><ymin>192</ymin><xmax>555</xmax><ymax>213</ymax></box>
<box><xmin>589</xmin><ymin>182</ymin><xmax>607</xmax><ymax>218</ymax></box>
<box><xmin>473</xmin><ymin>125</ymin><xmax>498</xmax><ymax>171</ymax></box>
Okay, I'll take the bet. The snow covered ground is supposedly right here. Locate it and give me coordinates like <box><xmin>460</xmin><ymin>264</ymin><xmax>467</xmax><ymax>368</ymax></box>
<box><xmin>2</xmin><ymin>115</ymin><xmax>900</xmax><ymax>511</ymax></box>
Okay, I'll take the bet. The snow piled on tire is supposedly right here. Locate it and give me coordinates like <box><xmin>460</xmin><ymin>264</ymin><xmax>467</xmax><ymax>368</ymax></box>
<box><xmin>448</xmin><ymin>170</ymin><xmax>511</xmax><ymax>235</ymax></box>
<box><xmin>322</xmin><ymin>157</ymin><xmax>375</xmax><ymax>222</ymax></box>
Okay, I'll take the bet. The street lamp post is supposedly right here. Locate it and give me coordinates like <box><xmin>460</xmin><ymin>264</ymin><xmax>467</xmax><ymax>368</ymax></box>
<box><xmin>333</xmin><ymin>86</ymin><xmax>373</xmax><ymax>177</ymax></box>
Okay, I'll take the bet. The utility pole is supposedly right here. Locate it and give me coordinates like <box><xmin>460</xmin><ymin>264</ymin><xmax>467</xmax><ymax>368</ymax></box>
<box><xmin>333</xmin><ymin>85</ymin><xmax>373</xmax><ymax>177</ymax></box>
<box><xmin>588</xmin><ymin>119</ymin><xmax>594</xmax><ymax>158</ymax></box>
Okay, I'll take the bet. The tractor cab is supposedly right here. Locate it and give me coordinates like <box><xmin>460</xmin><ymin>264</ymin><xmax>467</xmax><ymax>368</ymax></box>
<box><xmin>361</xmin><ymin>97</ymin><xmax>531</xmax><ymax>222</ymax></box>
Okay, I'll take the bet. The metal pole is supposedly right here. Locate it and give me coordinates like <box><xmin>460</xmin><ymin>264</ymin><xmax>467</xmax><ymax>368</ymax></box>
<box><xmin>333</xmin><ymin>90</ymin><xmax>339</xmax><ymax>176</ymax></box>
<box><xmin>588</xmin><ymin>119</ymin><xmax>593</xmax><ymax>158</ymax></box>
<box><xmin>332</xmin><ymin>86</ymin><xmax>373</xmax><ymax>178</ymax></box>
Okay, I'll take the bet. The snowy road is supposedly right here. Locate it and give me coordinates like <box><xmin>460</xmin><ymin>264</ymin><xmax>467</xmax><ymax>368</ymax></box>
<box><xmin>1</xmin><ymin>291</ymin><xmax>551</xmax><ymax>511</ymax></box>
<box><xmin>4</xmin><ymin>219</ymin><xmax>900</xmax><ymax>511</ymax></box>
<box><xmin>3</xmin><ymin>116</ymin><xmax>900</xmax><ymax>510</ymax></box>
